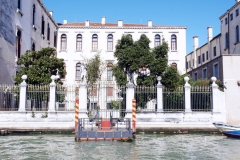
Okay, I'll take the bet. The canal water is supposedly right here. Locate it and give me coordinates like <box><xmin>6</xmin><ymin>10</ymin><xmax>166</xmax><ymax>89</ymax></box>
<box><xmin>1</xmin><ymin>133</ymin><xmax>240</xmax><ymax>160</ymax></box>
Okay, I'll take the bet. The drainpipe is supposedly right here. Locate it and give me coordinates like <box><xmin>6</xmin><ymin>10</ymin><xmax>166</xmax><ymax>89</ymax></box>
<box><xmin>227</xmin><ymin>11</ymin><xmax>230</xmax><ymax>54</ymax></box>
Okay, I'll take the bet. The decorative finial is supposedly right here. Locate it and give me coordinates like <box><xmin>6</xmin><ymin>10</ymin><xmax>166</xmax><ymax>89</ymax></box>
<box><xmin>21</xmin><ymin>75</ymin><xmax>27</xmax><ymax>83</ymax></box>
<box><xmin>211</xmin><ymin>77</ymin><xmax>217</xmax><ymax>85</ymax></box>
<box><xmin>184</xmin><ymin>76</ymin><xmax>189</xmax><ymax>85</ymax></box>
<box><xmin>51</xmin><ymin>75</ymin><xmax>56</xmax><ymax>83</ymax></box>
<box><xmin>157</xmin><ymin>76</ymin><xmax>162</xmax><ymax>85</ymax></box>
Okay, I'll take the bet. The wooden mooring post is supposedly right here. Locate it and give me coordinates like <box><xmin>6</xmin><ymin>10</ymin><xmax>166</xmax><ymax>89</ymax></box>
<box><xmin>75</xmin><ymin>99</ymin><xmax>79</xmax><ymax>133</ymax></box>
<box><xmin>132</xmin><ymin>99</ymin><xmax>136</xmax><ymax>138</ymax></box>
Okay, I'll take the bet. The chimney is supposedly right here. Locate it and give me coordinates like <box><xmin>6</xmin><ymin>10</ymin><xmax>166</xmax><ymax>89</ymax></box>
<box><xmin>101</xmin><ymin>17</ymin><xmax>106</xmax><ymax>25</ymax></box>
<box><xmin>193</xmin><ymin>36</ymin><xmax>199</xmax><ymax>50</ymax></box>
<box><xmin>49</xmin><ymin>11</ymin><xmax>53</xmax><ymax>16</ymax></box>
<box><xmin>148</xmin><ymin>20</ymin><xmax>152</xmax><ymax>27</ymax></box>
<box><xmin>118</xmin><ymin>20</ymin><xmax>123</xmax><ymax>27</ymax></box>
<box><xmin>63</xmin><ymin>20</ymin><xmax>67</xmax><ymax>24</ymax></box>
<box><xmin>207</xmin><ymin>27</ymin><xmax>213</xmax><ymax>41</ymax></box>
<box><xmin>85</xmin><ymin>20</ymin><xmax>90</xmax><ymax>26</ymax></box>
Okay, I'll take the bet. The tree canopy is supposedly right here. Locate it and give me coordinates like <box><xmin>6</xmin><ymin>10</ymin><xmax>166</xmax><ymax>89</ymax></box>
<box><xmin>86</xmin><ymin>53</ymin><xmax>105</xmax><ymax>85</ymax></box>
<box><xmin>113</xmin><ymin>34</ymin><xmax>169</xmax><ymax>86</ymax></box>
<box><xmin>14</xmin><ymin>47</ymin><xmax>66</xmax><ymax>85</ymax></box>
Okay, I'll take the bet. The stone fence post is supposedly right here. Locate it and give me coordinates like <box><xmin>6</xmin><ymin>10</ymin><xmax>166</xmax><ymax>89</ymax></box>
<box><xmin>211</xmin><ymin>77</ymin><xmax>218</xmax><ymax>112</ymax></box>
<box><xmin>48</xmin><ymin>75</ymin><xmax>57</xmax><ymax>112</ymax></box>
<box><xmin>184</xmin><ymin>77</ymin><xmax>192</xmax><ymax>112</ymax></box>
<box><xmin>157</xmin><ymin>76</ymin><xmax>163</xmax><ymax>112</ymax></box>
<box><xmin>125</xmin><ymin>82</ymin><xmax>134</xmax><ymax>119</ymax></box>
<box><xmin>18</xmin><ymin>75</ymin><xmax>27</xmax><ymax>112</ymax></box>
<box><xmin>78</xmin><ymin>82</ymin><xmax>88</xmax><ymax>118</ymax></box>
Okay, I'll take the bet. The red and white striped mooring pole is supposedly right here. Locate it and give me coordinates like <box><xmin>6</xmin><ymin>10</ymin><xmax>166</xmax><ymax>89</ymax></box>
<box><xmin>75</xmin><ymin>98</ymin><xmax>79</xmax><ymax>133</ymax></box>
<box><xmin>132</xmin><ymin>99</ymin><xmax>136</xmax><ymax>138</ymax></box>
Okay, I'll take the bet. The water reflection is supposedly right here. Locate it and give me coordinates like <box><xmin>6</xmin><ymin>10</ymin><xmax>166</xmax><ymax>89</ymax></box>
<box><xmin>1</xmin><ymin>134</ymin><xmax>240</xmax><ymax>159</ymax></box>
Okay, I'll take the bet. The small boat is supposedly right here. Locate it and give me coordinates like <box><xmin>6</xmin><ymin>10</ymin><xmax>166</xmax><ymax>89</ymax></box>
<box><xmin>213</xmin><ymin>122</ymin><xmax>240</xmax><ymax>138</ymax></box>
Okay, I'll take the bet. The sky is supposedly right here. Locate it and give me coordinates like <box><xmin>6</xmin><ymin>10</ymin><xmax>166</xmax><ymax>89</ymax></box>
<box><xmin>42</xmin><ymin>0</ymin><xmax>235</xmax><ymax>54</ymax></box>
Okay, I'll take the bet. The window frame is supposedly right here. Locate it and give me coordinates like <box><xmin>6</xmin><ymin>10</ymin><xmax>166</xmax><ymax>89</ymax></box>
<box><xmin>230</xmin><ymin>13</ymin><xmax>233</xmax><ymax>21</ymax></box>
<box><xmin>206</xmin><ymin>51</ymin><xmax>209</xmax><ymax>60</ymax></box>
<box><xmin>16</xmin><ymin>29</ymin><xmax>22</xmax><ymax>58</ymax></box>
<box><xmin>92</xmin><ymin>34</ymin><xmax>98</xmax><ymax>51</ymax></box>
<box><xmin>213</xmin><ymin>46</ymin><xmax>216</xmax><ymax>56</ymax></box>
<box><xmin>194</xmin><ymin>72</ymin><xmax>198</xmax><ymax>81</ymax></box>
<box><xmin>202</xmin><ymin>67</ymin><xmax>207</xmax><ymax>79</ymax></box>
<box><xmin>107</xmin><ymin>34</ymin><xmax>113</xmax><ymax>51</ymax></box>
<box><xmin>225</xmin><ymin>17</ymin><xmax>228</xmax><ymax>25</ymax></box>
<box><xmin>236</xmin><ymin>25</ymin><xmax>239</xmax><ymax>43</ymax></box>
<box><xmin>41</xmin><ymin>16</ymin><xmax>45</xmax><ymax>36</ymax></box>
<box><xmin>236</xmin><ymin>9</ymin><xmax>239</xmax><ymax>17</ymax></box>
<box><xmin>75</xmin><ymin>63</ymin><xmax>82</xmax><ymax>80</ymax></box>
<box><xmin>213</xmin><ymin>62</ymin><xmax>219</xmax><ymax>79</ymax></box>
<box><xmin>17</xmin><ymin>0</ymin><xmax>21</xmax><ymax>10</ymax></box>
<box><xmin>32</xmin><ymin>4</ymin><xmax>36</xmax><ymax>26</ymax></box>
<box><xmin>107</xmin><ymin>63</ymin><xmax>113</xmax><ymax>81</ymax></box>
<box><xmin>198</xmin><ymin>55</ymin><xmax>201</xmax><ymax>64</ymax></box>
<box><xmin>171</xmin><ymin>34</ymin><xmax>177</xmax><ymax>51</ymax></box>
<box><xmin>47</xmin><ymin>23</ymin><xmax>50</xmax><ymax>41</ymax></box>
<box><xmin>76</xmin><ymin>34</ymin><xmax>82</xmax><ymax>51</ymax></box>
<box><xmin>154</xmin><ymin>34</ymin><xmax>161</xmax><ymax>47</ymax></box>
<box><xmin>202</xmin><ymin>53</ymin><xmax>205</xmax><ymax>63</ymax></box>
<box><xmin>60</xmin><ymin>34</ymin><xmax>67</xmax><ymax>50</ymax></box>
<box><xmin>225</xmin><ymin>32</ymin><xmax>229</xmax><ymax>48</ymax></box>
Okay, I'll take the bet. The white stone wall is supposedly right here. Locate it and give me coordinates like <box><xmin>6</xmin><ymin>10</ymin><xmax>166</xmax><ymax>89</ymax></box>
<box><xmin>57</xmin><ymin>20</ymin><xmax>187</xmax><ymax>85</ymax></box>
<box><xmin>0</xmin><ymin>0</ymin><xmax>58</xmax><ymax>83</ymax></box>
<box><xmin>222</xmin><ymin>55</ymin><xmax>240</xmax><ymax>124</ymax></box>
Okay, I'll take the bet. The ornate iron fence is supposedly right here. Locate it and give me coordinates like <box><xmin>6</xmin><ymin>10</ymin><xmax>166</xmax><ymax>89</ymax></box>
<box><xmin>134</xmin><ymin>86</ymin><xmax>157</xmax><ymax>112</ymax></box>
<box><xmin>163</xmin><ymin>86</ymin><xmax>185</xmax><ymax>112</ymax></box>
<box><xmin>0</xmin><ymin>84</ymin><xmax>20</xmax><ymax>111</ymax></box>
<box><xmin>26</xmin><ymin>85</ymin><xmax>50</xmax><ymax>111</ymax></box>
<box><xmin>191</xmin><ymin>86</ymin><xmax>212</xmax><ymax>112</ymax></box>
<box><xmin>56</xmin><ymin>85</ymin><xmax>78</xmax><ymax>111</ymax></box>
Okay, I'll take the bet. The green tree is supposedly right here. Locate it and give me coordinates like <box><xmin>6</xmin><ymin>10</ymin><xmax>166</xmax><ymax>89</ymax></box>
<box><xmin>161</xmin><ymin>66</ymin><xmax>180</xmax><ymax>89</ymax></box>
<box><xmin>85</xmin><ymin>53</ymin><xmax>104</xmax><ymax>85</ymax></box>
<box><xmin>14</xmin><ymin>48</ymin><xmax>66</xmax><ymax>85</ymax></box>
<box><xmin>113</xmin><ymin>34</ymin><xmax>169</xmax><ymax>86</ymax></box>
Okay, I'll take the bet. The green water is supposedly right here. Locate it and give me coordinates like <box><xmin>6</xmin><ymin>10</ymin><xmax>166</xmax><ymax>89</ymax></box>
<box><xmin>0</xmin><ymin>134</ymin><xmax>240</xmax><ymax>160</ymax></box>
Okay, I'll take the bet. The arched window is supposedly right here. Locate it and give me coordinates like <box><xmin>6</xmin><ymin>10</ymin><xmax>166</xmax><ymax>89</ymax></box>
<box><xmin>171</xmin><ymin>34</ymin><xmax>177</xmax><ymax>50</ymax></box>
<box><xmin>171</xmin><ymin>62</ymin><xmax>177</xmax><ymax>68</ymax></box>
<box><xmin>107</xmin><ymin>34</ymin><xmax>113</xmax><ymax>51</ymax></box>
<box><xmin>76</xmin><ymin>63</ymin><xmax>82</xmax><ymax>79</ymax></box>
<box><xmin>32</xmin><ymin>4</ymin><xmax>35</xmax><ymax>25</ymax></box>
<box><xmin>47</xmin><ymin>23</ymin><xmax>50</xmax><ymax>41</ymax></box>
<box><xmin>76</xmin><ymin>34</ymin><xmax>82</xmax><ymax>51</ymax></box>
<box><xmin>16</xmin><ymin>30</ymin><xmax>22</xmax><ymax>58</ymax></box>
<box><xmin>236</xmin><ymin>25</ymin><xmax>239</xmax><ymax>43</ymax></box>
<box><xmin>92</xmin><ymin>34</ymin><xmax>98</xmax><ymax>51</ymax></box>
<box><xmin>32</xmin><ymin>42</ymin><xmax>35</xmax><ymax>51</ymax></box>
<box><xmin>41</xmin><ymin>16</ymin><xmax>45</xmax><ymax>35</ymax></box>
<box><xmin>107</xmin><ymin>63</ymin><xmax>113</xmax><ymax>81</ymax></box>
<box><xmin>154</xmin><ymin>34</ymin><xmax>161</xmax><ymax>47</ymax></box>
<box><xmin>61</xmin><ymin>34</ymin><xmax>67</xmax><ymax>50</ymax></box>
<box><xmin>225</xmin><ymin>32</ymin><xmax>229</xmax><ymax>48</ymax></box>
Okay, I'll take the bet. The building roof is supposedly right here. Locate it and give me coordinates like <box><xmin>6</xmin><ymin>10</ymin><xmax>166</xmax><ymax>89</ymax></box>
<box><xmin>58</xmin><ymin>22</ymin><xmax>187</xmax><ymax>29</ymax></box>
<box><xmin>219</xmin><ymin>1</ymin><xmax>240</xmax><ymax>20</ymax></box>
